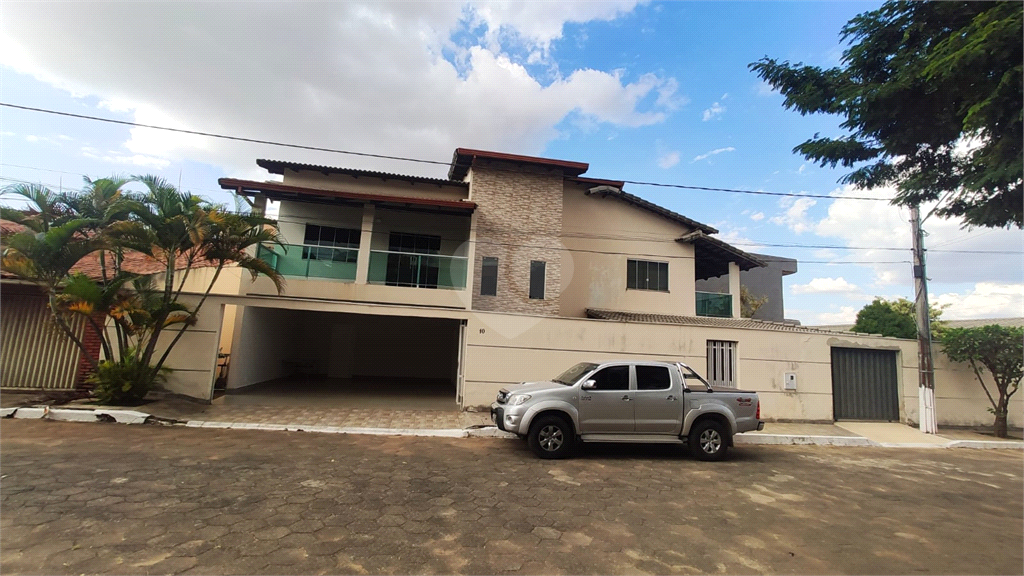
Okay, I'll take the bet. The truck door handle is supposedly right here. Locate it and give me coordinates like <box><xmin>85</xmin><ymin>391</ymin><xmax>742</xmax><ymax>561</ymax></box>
<box><xmin>666</xmin><ymin>395</ymin><xmax>675</xmax><ymax>401</ymax></box>
<box><xmin>621</xmin><ymin>395</ymin><xmax>631</xmax><ymax>401</ymax></box>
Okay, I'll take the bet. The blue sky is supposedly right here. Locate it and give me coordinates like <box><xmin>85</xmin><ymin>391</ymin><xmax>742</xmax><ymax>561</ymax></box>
<box><xmin>1</xmin><ymin>1</ymin><xmax>1020</xmax><ymax>323</ymax></box>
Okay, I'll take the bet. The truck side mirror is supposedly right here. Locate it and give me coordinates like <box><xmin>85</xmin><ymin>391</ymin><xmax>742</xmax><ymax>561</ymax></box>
<box><xmin>581</xmin><ymin>380</ymin><xmax>597</xmax><ymax>390</ymax></box>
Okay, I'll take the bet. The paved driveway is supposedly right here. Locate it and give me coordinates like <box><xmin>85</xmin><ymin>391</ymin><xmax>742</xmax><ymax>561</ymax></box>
<box><xmin>1</xmin><ymin>420</ymin><xmax>1021</xmax><ymax>575</ymax></box>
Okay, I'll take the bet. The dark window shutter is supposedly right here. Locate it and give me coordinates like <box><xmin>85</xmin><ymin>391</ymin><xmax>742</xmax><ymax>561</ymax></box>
<box><xmin>481</xmin><ymin>257</ymin><xmax>498</xmax><ymax>296</ymax></box>
<box><xmin>627</xmin><ymin>259</ymin><xmax>638</xmax><ymax>289</ymax></box>
<box><xmin>529</xmin><ymin>261</ymin><xmax>546</xmax><ymax>300</ymax></box>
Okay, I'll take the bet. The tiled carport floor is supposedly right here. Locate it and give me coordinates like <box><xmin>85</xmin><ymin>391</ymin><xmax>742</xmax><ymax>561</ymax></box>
<box><xmin>149</xmin><ymin>376</ymin><xmax>493</xmax><ymax>429</ymax></box>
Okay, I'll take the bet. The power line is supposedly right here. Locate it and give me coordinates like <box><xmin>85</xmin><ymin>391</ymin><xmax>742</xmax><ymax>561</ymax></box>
<box><xmin>2</xmin><ymin>185</ymin><xmax>1017</xmax><ymax>257</ymax></box>
<box><xmin>1</xmin><ymin>102</ymin><xmax>889</xmax><ymax>202</ymax></box>
<box><xmin>621</xmin><ymin>179</ymin><xmax>886</xmax><ymax>201</ymax></box>
<box><xmin>0</xmin><ymin>102</ymin><xmax>450</xmax><ymax>168</ymax></box>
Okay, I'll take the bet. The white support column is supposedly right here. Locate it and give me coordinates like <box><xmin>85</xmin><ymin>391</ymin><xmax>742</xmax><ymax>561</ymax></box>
<box><xmin>728</xmin><ymin>261</ymin><xmax>741</xmax><ymax>318</ymax></box>
<box><xmin>355</xmin><ymin>204</ymin><xmax>375</xmax><ymax>285</ymax></box>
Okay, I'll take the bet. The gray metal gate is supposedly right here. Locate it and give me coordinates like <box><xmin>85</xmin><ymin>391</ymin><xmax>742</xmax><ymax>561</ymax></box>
<box><xmin>831</xmin><ymin>347</ymin><xmax>899</xmax><ymax>421</ymax></box>
<box><xmin>1</xmin><ymin>290</ymin><xmax>85</xmax><ymax>390</ymax></box>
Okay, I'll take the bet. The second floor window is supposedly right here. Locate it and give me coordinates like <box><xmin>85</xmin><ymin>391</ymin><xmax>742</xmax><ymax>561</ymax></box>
<box><xmin>303</xmin><ymin>224</ymin><xmax>359</xmax><ymax>262</ymax></box>
<box><xmin>386</xmin><ymin>232</ymin><xmax>441</xmax><ymax>288</ymax></box>
<box><xmin>627</xmin><ymin>259</ymin><xmax>668</xmax><ymax>292</ymax></box>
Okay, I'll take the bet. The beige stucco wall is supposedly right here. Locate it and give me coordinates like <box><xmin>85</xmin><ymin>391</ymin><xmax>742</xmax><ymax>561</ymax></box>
<box><xmin>460</xmin><ymin>312</ymin><xmax>918</xmax><ymax>420</ymax></box>
<box><xmin>905</xmin><ymin>344</ymin><xmax>1024</xmax><ymax>428</ymax></box>
<box><xmin>468</xmin><ymin>161</ymin><xmax>563</xmax><ymax>316</ymax></box>
<box><xmin>104</xmin><ymin>294</ymin><xmax>223</xmax><ymax>401</ymax></box>
<box><xmin>160</xmin><ymin>292</ymin><xmax>1017</xmax><ymax>428</ymax></box>
<box><xmin>559</xmin><ymin>183</ymin><xmax>697</xmax><ymax>318</ymax></box>
<box><xmin>281</xmin><ymin>169</ymin><xmax>469</xmax><ymax>203</ymax></box>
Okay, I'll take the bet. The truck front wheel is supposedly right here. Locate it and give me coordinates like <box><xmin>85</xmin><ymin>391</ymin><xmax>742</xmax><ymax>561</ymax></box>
<box><xmin>527</xmin><ymin>415</ymin><xmax>575</xmax><ymax>459</ymax></box>
<box><xmin>689</xmin><ymin>420</ymin><xmax>729</xmax><ymax>461</ymax></box>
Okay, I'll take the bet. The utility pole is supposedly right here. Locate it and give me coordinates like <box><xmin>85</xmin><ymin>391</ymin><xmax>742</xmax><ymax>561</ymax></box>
<box><xmin>911</xmin><ymin>204</ymin><xmax>937</xmax><ymax>434</ymax></box>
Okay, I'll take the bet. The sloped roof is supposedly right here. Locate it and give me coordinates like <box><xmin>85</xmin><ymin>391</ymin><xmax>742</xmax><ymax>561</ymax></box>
<box><xmin>256</xmin><ymin>159</ymin><xmax>466</xmax><ymax>188</ymax></box>
<box><xmin>677</xmin><ymin>231</ymin><xmax>766</xmax><ymax>279</ymax></box>
<box><xmin>585</xmin><ymin>308</ymin><xmax>874</xmax><ymax>336</ymax></box>
<box><xmin>584</xmin><ymin>186</ymin><xmax>718</xmax><ymax>235</ymax></box>
<box><xmin>449</xmin><ymin>148</ymin><xmax>589</xmax><ymax>180</ymax></box>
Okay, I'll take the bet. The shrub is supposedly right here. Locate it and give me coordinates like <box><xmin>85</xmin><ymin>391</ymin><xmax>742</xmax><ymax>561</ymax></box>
<box><xmin>87</xmin><ymin>349</ymin><xmax>167</xmax><ymax>405</ymax></box>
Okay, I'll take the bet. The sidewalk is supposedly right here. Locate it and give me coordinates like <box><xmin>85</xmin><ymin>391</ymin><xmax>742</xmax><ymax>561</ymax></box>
<box><xmin>1</xmin><ymin>392</ymin><xmax>1021</xmax><ymax>448</ymax></box>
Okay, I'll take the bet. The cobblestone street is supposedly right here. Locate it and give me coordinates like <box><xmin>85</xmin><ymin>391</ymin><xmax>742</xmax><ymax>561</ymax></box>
<box><xmin>1</xmin><ymin>419</ymin><xmax>1021</xmax><ymax>575</ymax></box>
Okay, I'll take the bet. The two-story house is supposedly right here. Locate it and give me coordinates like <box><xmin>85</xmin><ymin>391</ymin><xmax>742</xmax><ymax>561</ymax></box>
<box><xmin>131</xmin><ymin>146</ymin><xmax>1013</xmax><ymax>428</ymax></box>
<box><xmin>214</xmin><ymin>149</ymin><xmax>770</xmax><ymax>404</ymax></box>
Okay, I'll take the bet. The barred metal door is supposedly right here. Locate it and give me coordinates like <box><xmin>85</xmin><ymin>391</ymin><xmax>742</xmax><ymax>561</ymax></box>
<box><xmin>1</xmin><ymin>291</ymin><xmax>85</xmax><ymax>390</ymax></box>
<box><xmin>831</xmin><ymin>347</ymin><xmax>899</xmax><ymax>421</ymax></box>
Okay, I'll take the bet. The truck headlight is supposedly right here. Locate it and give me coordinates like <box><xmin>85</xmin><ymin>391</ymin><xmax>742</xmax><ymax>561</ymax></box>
<box><xmin>509</xmin><ymin>394</ymin><xmax>532</xmax><ymax>406</ymax></box>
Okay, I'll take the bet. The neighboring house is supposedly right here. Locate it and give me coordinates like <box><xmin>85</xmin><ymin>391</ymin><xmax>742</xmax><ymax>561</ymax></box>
<box><xmin>695</xmin><ymin>253</ymin><xmax>798</xmax><ymax>322</ymax></box>
<box><xmin>0</xmin><ymin>219</ymin><xmax>219</xmax><ymax>391</ymax></box>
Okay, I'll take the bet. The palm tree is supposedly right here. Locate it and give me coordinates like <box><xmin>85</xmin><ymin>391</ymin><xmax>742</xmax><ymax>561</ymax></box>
<box><xmin>2</xmin><ymin>176</ymin><xmax>286</xmax><ymax>401</ymax></box>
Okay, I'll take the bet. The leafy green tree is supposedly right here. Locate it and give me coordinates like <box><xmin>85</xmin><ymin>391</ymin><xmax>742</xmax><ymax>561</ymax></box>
<box><xmin>1</xmin><ymin>176</ymin><xmax>284</xmax><ymax>403</ymax></box>
<box><xmin>942</xmin><ymin>325</ymin><xmax>1023</xmax><ymax>437</ymax></box>
<box><xmin>751</xmin><ymin>1</ymin><xmax>1023</xmax><ymax>228</ymax></box>
<box><xmin>851</xmin><ymin>297</ymin><xmax>945</xmax><ymax>338</ymax></box>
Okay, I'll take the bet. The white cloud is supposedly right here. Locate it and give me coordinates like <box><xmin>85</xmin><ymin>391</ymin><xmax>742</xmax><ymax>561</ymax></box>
<box><xmin>749</xmin><ymin>211</ymin><xmax>764</xmax><ymax>222</ymax></box>
<box><xmin>81</xmin><ymin>147</ymin><xmax>170</xmax><ymax>169</ymax></box>
<box><xmin>812</xmin><ymin>184</ymin><xmax>1023</xmax><ymax>286</ymax></box>
<box><xmin>797</xmin><ymin>163</ymin><xmax>807</xmax><ymax>175</ymax></box>
<box><xmin>657</xmin><ymin>151</ymin><xmax>680</xmax><ymax>169</ymax></box>
<box><xmin>702</xmin><ymin>101</ymin><xmax>725</xmax><ymax>121</ymax></box>
<box><xmin>0</xmin><ymin>2</ymin><xmax>674</xmax><ymax>179</ymax></box>
<box><xmin>790</xmin><ymin>277</ymin><xmax>860</xmax><ymax>295</ymax></box>
<box><xmin>692</xmin><ymin>146</ymin><xmax>735</xmax><ymax>162</ymax></box>
<box><xmin>934</xmin><ymin>283</ymin><xmax>1024</xmax><ymax>320</ymax></box>
<box><xmin>754</xmin><ymin>80</ymin><xmax>776</xmax><ymax>96</ymax></box>
<box><xmin>814</xmin><ymin>306</ymin><xmax>859</xmax><ymax>325</ymax></box>
<box><xmin>769</xmin><ymin>196</ymin><xmax>817</xmax><ymax>233</ymax></box>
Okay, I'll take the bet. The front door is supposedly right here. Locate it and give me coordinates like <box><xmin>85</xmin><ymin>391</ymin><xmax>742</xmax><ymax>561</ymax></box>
<box><xmin>633</xmin><ymin>364</ymin><xmax>683</xmax><ymax>434</ymax></box>
<box><xmin>578</xmin><ymin>365</ymin><xmax>634</xmax><ymax>433</ymax></box>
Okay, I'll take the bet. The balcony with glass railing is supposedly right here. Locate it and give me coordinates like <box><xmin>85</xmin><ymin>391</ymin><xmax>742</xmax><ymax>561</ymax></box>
<box><xmin>366</xmin><ymin>250</ymin><xmax>468</xmax><ymax>290</ymax></box>
<box><xmin>257</xmin><ymin>243</ymin><xmax>358</xmax><ymax>281</ymax></box>
<box><xmin>696</xmin><ymin>291</ymin><xmax>732</xmax><ymax>318</ymax></box>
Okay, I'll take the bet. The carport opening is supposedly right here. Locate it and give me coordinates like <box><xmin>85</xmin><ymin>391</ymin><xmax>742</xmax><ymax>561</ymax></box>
<box><xmin>224</xmin><ymin>307</ymin><xmax>462</xmax><ymax>411</ymax></box>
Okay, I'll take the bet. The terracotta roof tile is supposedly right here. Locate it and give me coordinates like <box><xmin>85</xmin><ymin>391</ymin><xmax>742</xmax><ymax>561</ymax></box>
<box><xmin>585</xmin><ymin>308</ymin><xmax>873</xmax><ymax>336</ymax></box>
<box><xmin>1</xmin><ymin>219</ymin><xmax>219</xmax><ymax>281</ymax></box>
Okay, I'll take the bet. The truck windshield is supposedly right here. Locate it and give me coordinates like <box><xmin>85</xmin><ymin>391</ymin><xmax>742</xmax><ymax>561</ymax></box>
<box><xmin>553</xmin><ymin>362</ymin><xmax>598</xmax><ymax>386</ymax></box>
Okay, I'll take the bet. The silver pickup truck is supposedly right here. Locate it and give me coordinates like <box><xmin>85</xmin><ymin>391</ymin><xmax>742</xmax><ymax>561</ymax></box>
<box><xmin>490</xmin><ymin>360</ymin><xmax>764</xmax><ymax>460</ymax></box>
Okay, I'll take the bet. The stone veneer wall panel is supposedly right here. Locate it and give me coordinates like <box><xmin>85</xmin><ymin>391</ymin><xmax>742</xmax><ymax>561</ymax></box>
<box><xmin>469</xmin><ymin>161</ymin><xmax>563</xmax><ymax>316</ymax></box>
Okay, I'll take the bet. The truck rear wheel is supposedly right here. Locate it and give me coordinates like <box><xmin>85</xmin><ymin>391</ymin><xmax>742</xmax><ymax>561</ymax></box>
<box><xmin>689</xmin><ymin>419</ymin><xmax>729</xmax><ymax>461</ymax></box>
<box><xmin>528</xmin><ymin>415</ymin><xmax>575</xmax><ymax>459</ymax></box>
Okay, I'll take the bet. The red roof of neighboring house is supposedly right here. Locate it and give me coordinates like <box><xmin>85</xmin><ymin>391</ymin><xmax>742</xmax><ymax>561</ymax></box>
<box><xmin>1</xmin><ymin>219</ymin><xmax>219</xmax><ymax>281</ymax></box>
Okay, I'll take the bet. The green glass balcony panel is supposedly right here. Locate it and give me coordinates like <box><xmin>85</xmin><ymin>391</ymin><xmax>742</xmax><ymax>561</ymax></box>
<box><xmin>696</xmin><ymin>291</ymin><xmax>732</xmax><ymax>318</ymax></box>
<box><xmin>367</xmin><ymin>250</ymin><xmax>467</xmax><ymax>290</ymax></box>
<box><xmin>257</xmin><ymin>244</ymin><xmax>357</xmax><ymax>281</ymax></box>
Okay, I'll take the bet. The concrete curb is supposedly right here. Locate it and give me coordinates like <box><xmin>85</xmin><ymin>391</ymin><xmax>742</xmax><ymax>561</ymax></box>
<box><xmin>735</xmin><ymin>434</ymin><xmax>876</xmax><ymax>447</ymax></box>
<box><xmin>5</xmin><ymin>407</ymin><xmax>1021</xmax><ymax>449</ymax></box>
<box><xmin>183</xmin><ymin>420</ymin><xmax>469</xmax><ymax>438</ymax></box>
<box><xmin>945</xmin><ymin>440</ymin><xmax>1024</xmax><ymax>450</ymax></box>
<box><xmin>3</xmin><ymin>406</ymin><xmax>152</xmax><ymax>425</ymax></box>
